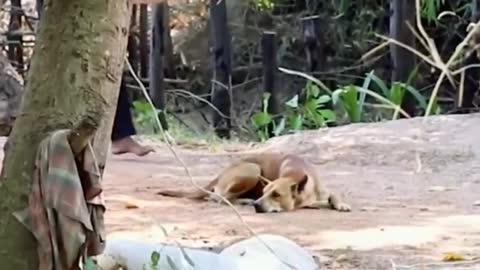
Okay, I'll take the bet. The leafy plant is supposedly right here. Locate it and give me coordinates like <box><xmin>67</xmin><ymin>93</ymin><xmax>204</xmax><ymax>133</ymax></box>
<box><xmin>132</xmin><ymin>100</ymin><xmax>163</xmax><ymax>133</ymax></box>
<box><xmin>421</xmin><ymin>0</ymin><xmax>445</xmax><ymax>23</ymax></box>
<box><xmin>252</xmin><ymin>0</ymin><xmax>274</xmax><ymax>11</ymax></box>
<box><xmin>251</xmin><ymin>81</ymin><xmax>335</xmax><ymax>141</ymax></box>
<box><xmin>143</xmin><ymin>251</ymin><xmax>161</xmax><ymax>270</ymax></box>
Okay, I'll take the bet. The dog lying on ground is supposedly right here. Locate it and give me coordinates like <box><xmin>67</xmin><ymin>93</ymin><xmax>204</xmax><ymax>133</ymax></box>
<box><xmin>157</xmin><ymin>152</ymin><xmax>351</xmax><ymax>213</ymax></box>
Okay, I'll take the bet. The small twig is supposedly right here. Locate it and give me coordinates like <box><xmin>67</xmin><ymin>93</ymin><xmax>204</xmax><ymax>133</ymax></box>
<box><xmin>458</xmin><ymin>67</ymin><xmax>465</xmax><ymax>107</ymax></box>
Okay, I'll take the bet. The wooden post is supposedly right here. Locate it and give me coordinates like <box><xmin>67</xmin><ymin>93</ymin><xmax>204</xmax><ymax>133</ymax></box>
<box><xmin>128</xmin><ymin>5</ymin><xmax>140</xmax><ymax>75</ymax></box>
<box><xmin>8</xmin><ymin>0</ymin><xmax>24</xmax><ymax>75</ymax></box>
<box><xmin>159</xmin><ymin>2</ymin><xmax>176</xmax><ymax>79</ymax></box>
<box><xmin>261</xmin><ymin>31</ymin><xmax>279</xmax><ymax>115</ymax></box>
<box><xmin>139</xmin><ymin>4</ymin><xmax>149</xmax><ymax>79</ymax></box>
<box><xmin>261</xmin><ymin>31</ymin><xmax>279</xmax><ymax>137</ymax></box>
<box><xmin>150</xmin><ymin>4</ymin><xmax>168</xmax><ymax>130</ymax></box>
<box><xmin>454</xmin><ymin>0</ymin><xmax>480</xmax><ymax>113</ymax></box>
<box><xmin>390</xmin><ymin>0</ymin><xmax>417</xmax><ymax>117</ymax></box>
<box><xmin>210</xmin><ymin>0</ymin><xmax>232</xmax><ymax>138</ymax></box>
<box><xmin>299</xmin><ymin>15</ymin><xmax>336</xmax><ymax>126</ymax></box>
<box><xmin>301</xmin><ymin>15</ymin><xmax>325</xmax><ymax>72</ymax></box>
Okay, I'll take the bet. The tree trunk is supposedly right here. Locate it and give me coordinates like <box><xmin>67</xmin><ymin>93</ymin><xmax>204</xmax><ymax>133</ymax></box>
<box><xmin>0</xmin><ymin>0</ymin><xmax>131</xmax><ymax>269</ymax></box>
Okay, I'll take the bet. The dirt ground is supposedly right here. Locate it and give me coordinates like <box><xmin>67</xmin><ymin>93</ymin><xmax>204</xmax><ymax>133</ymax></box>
<box><xmin>101</xmin><ymin>113</ymin><xmax>480</xmax><ymax>269</ymax></box>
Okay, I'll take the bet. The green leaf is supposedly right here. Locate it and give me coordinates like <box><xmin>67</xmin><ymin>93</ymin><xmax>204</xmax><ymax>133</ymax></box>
<box><xmin>390</xmin><ymin>82</ymin><xmax>405</xmax><ymax>105</ymax></box>
<box><xmin>317</xmin><ymin>95</ymin><xmax>331</xmax><ymax>104</ymax></box>
<box><xmin>252</xmin><ymin>112</ymin><xmax>272</xmax><ymax>128</ymax></box>
<box><xmin>285</xmin><ymin>95</ymin><xmax>299</xmax><ymax>108</ymax></box>
<box><xmin>150</xmin><ymin>251</ymin><xmax>160</xmax><ymax>266</ymax></box>
<box><xmin>368</xmin><ymin>73</ymin><xmax>390</xmax><ymax>98</ymax></box>
<box><xmin>430</xmin><ymin>97</ymin><xmax>441</xmax><ymax>115</ymax></box>
<box><xmin>288</xmin><ymin>114</ymin><xmax>303</xmax><ymax>130</ymax></box>
<box><xmin>306</xmin><ymin>80</ymin><xmax>321</xmax><ymax>98</ymax></box>
<box><xmin>305</xmin><ymin>98</ymin><xmax>320</xmax><ymax>112</ymax></box>
<box><xmin>399</xmin><ymin>83</ymin><xmax>428</xmax><ymax>109</ymax></box>
<box><xmin>319</xmin><ymin>109</ymin><xmax>336</xmax><ymax>122</ymax></box>
<box><xmin>341</xmin><ymin>86</ymin><xmax>361</xmax><ymax>123</ymax></box>
<box><xmin>359</xmin><ymin>70</ymin><xmax>374</xmax><ymax>116</ymax></box>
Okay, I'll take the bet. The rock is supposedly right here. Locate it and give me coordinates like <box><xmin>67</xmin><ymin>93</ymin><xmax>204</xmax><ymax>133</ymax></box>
<box><xmin>97</xmin><ymin>238</ymin><xmax>236</xmax><ymax>270</ymax></box>
<box><xmin>96</xmin><ymin>234</ymin><xmax>319</xmax><ymax>270</ymax></box>
<box><xmin>220</xmin><ymin>234</ymin><xmax>318</xmax><ymax>270</ymax></box>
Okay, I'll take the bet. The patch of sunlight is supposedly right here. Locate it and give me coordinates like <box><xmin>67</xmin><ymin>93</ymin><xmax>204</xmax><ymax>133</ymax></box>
<box><xmin>314</xmin><ymin>225</ymin><xmax>443</xmax><ymax>250</ymax></box>
<box><xmin>312</xmin><ymin>215</ymin><xmax>480</xmax><ymax>251</ymax></box>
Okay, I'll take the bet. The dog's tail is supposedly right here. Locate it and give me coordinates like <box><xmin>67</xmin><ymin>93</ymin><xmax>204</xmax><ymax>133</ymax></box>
<box><xmin>156</xmin><ymin>177</ymin><xmax>218</xmax><ymax>200</ymax></box>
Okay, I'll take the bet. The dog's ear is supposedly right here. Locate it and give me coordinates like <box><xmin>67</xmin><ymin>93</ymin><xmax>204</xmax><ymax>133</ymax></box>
<box><xmin>291</xmin><ymin>175</ymin><xmax>308</xmax><ymax>194</ymax></box>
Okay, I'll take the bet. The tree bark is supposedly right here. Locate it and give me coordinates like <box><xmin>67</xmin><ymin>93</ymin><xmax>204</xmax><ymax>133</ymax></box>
<box><xmin>0</xmin><ymin>0</ymin><xmax>131</xmax><ymax>269</ymax></box>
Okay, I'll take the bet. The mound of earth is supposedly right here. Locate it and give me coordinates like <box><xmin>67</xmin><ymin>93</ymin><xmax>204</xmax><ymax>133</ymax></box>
<box><xmin>11</xmin><ymin>113</ymin><xmax>480</xmax><ymax>269</ymax></box>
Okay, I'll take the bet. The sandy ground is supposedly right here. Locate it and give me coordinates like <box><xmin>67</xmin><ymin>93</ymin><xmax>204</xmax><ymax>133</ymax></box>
<box><xmin>96</xmin><ymin>114</ymin><xmax>480</xmax><ymax>269</ymax></box>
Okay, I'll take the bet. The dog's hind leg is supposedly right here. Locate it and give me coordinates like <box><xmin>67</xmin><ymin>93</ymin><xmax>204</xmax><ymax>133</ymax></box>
<box><xmin>209</xmin><ymin>162</ymin><xmax>262</xmax><ymax>204</ymax></box>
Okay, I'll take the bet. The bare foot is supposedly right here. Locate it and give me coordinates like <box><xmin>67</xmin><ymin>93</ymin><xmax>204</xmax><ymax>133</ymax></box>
<box><xmin>112</xmin><ymin>136</ymin><xmax>155</xmax><ymax>156</ymax></box>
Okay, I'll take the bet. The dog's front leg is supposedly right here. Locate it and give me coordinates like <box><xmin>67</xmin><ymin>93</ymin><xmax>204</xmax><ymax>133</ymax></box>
<box><xmin>303</xmin><ymin>200</ymin><xmax>330</xmax><ymax>209</ymax></box>
<box><xmin>327</xmin><ymin>194</ymin><xmax>351</xmax><ymax>212</ymax></box>
<box><xmin>234</xmin><ymin>198</ymin><xmax>256</xmax><ymax>206</ymax></box>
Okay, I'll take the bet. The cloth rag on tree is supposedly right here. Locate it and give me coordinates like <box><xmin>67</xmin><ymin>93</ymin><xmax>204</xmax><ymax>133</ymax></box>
<box><xmin>13</xmin><ymin>129</ymin><xmax>106</xmax><ymax>270</ymax></box>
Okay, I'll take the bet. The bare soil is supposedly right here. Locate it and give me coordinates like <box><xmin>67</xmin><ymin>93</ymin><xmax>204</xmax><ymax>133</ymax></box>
<box><xmin>99</xmin><ymin>114</ymin><xmax>479</xmax><ymax>269</ymax></box>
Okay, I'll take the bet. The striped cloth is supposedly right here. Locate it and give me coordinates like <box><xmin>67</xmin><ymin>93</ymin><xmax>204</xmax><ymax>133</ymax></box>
<box><xmin>13</xmin><ymin>129</ymin><xmax>106</xmax><ymax>270</ymax></box>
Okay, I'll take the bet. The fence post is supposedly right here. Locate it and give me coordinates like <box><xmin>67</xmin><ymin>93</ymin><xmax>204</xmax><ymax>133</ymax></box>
<box><xmin>454</xmin><ymin>0</ymin><xmax>480</xmax><ymax>113</ymax></box>
<box><xmin>128</xmin><ymin>5</ymin><xmax>140</xmax><ymax>75</ymax></box>
<box><xmin>139</xmin><ymin>4</ymin><xmax>149</xmax><ymax>79</ymax></box>
<box><xmin>150</xmin><ymin>3</ymin><xmax>168</xmax><ymax>130</ymax></box>
<box><xmin>159</xmin><ymin>2</ymin><xmax>176</xmax><ymax>79</ymax></box>
<box><xmin>261</xmin><ymin>31</ymin><xmax>279</xmax><ymax>115</ymax></box>
<box><xmin>210</xmin><ymin>0</ymin><xmax>232</xmax><ymax>138</ymax></box>
<box><xmin>301</xmin><ymin>15</ymin><xmax>325</xmax><ymax>72</ymax></box>
<box><xmin>8</xmin><ymin>0</ymin><xmax>24</xmax><ymax>75</ymax></box>
<box><xmin>390</xmin><ymin>0</ymin><xmax>417</xmax><ymax>117</ymax></box>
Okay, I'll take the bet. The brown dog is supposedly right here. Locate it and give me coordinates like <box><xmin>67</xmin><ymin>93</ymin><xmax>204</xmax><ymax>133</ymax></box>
<box><xmin>157</xmin><ymin>152</ymin><xmax>351</xmax><ymax>213</ymax></box>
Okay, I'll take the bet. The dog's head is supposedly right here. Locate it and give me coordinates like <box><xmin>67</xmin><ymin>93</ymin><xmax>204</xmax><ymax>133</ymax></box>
<box><xmin>253</xmin><ymin>174</ymin><xmax>308</xmax><ymax>213</ymax></box>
